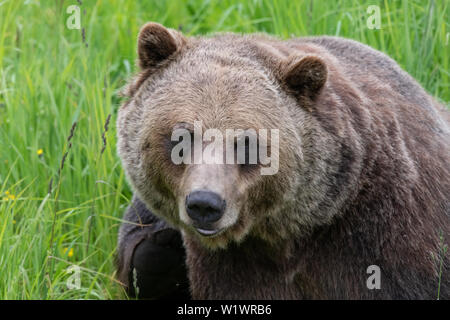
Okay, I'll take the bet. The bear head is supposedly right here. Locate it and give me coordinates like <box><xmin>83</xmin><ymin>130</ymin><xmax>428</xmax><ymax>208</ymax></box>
<box><xmin>117</xmin><ymin>22</ymin><xmax>333</xmax><ymax>249</ymax></box>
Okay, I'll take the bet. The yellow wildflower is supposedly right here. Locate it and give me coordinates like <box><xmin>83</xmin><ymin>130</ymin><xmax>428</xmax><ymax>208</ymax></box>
<box><xmin>63</xmin><ymin>247</ymin><xmax>74</xmax><ymax>258</ymax></box>
<box><xmin>2</xmin><ymin>191</ymin><xmax>15</xmax><ymax>201</ymax></box>
<box><xmin>37</xmin><ymin>149</ymin><xmax>44</xmax><ymax>156</ymax></box>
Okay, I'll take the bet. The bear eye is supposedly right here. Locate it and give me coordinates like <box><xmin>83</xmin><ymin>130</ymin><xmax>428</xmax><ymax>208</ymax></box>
<box><xmin>170</xmin><ymin>138</ymin><xmax>183</xmax><ymax>158</ymax></box>
<box><xmin>235</xmin><ymin>136</ymin><xmax>259</xmax><ymax>168</ymax></box>
<box><xmin>168</xmin><ymin>131</ymin><xmax>194</xmax><ymax>161</ymax></box>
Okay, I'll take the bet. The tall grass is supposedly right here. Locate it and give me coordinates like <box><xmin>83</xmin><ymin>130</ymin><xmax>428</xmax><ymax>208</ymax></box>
<box><xmin>0</xmin><ymin>0</ymin><xmax>448</xmax><ymax>299</ymax></box>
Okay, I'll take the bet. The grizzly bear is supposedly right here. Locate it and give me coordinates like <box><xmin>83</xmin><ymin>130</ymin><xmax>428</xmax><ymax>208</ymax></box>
<box><xmin>116</xmin><ymin>22</ymin><xmax>450</xmax><ymax>299</ymax></box>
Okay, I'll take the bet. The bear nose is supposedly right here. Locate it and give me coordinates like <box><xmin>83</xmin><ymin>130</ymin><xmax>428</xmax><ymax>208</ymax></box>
<box><xmin>185</xmin><ymin>191</ymin><xmax>226</xmax><ymax>226</ymax></box>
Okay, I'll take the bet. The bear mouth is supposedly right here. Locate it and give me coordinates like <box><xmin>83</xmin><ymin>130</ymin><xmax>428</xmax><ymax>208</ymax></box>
<box><xmin>195</xmin><ymin>227</ymin><xmax>223</xmax><ymax>237</ymax></box>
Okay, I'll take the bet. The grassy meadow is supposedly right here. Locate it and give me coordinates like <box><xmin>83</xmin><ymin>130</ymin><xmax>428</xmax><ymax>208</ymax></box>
<box><xmin>0</xmin><ymin>0</ymin><xmax>448</xmax><ymax>299</ymax></box>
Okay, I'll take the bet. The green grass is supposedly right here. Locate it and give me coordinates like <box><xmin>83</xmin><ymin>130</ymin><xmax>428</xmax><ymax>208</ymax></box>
<box><xmin>0</xmin><ymin>0</ymin><xmax>448</xmax><ymax>299</ymax></box>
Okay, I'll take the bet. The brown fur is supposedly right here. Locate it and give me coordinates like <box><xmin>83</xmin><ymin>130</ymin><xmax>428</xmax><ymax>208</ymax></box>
<box><xmin>117</xmin><ymin>23</ymin><xmax>450</xmax><ymax>299</ymax></box>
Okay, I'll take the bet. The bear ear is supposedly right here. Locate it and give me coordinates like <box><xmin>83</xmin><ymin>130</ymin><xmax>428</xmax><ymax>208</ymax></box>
<box><xmin>137</xmin><ymin>22</ymin><xmax>185</xmax><ymax>69</ymax></box>
<box><xmin>282</xmin><ymin>55</ymin><xmax>327</xmax><ymax>100</ymax></box>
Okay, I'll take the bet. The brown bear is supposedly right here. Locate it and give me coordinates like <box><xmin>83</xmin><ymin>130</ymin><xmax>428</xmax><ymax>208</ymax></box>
<box><xmin>116</xmin><ymin>22</ymin><xmax>450</xmax><ymax>299</ymax></box>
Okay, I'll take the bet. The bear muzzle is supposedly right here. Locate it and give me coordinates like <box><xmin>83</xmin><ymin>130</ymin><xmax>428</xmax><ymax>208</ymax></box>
<box><xmin>185</xmin><ymin>190</ymin><xmax>226</xmax><ymax>236</ymax></box>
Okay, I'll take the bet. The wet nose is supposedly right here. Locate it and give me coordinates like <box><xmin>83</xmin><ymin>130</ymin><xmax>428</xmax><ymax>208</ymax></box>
<box><xmin>185</xmin><ymin>190</ymin><xmax>226</xmax><ymax>226</ymax></box>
